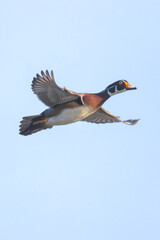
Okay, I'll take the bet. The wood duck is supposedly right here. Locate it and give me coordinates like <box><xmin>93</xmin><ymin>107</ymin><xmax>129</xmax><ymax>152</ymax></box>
<box><xmin>19</xmin><ymin>70</ymin><xmax>139</xmax><ymax>135</ymax></box>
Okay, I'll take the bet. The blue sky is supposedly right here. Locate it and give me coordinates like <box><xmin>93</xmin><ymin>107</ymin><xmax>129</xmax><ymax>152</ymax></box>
<box><xmin>0</xmin><ymin>0</ymin><xmax>160</xmax><ymax>239</ymax></box>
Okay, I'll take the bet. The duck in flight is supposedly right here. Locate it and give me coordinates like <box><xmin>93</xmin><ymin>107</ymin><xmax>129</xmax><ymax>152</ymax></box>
<box><xmin>19</xmin><ymin>70</ymin><xmax>139</xmax><ymax>136</ymax></box>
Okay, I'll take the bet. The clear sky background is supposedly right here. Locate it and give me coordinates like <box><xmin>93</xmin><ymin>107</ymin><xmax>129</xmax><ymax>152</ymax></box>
<box><xmin>0</xmin><ymin>0</ymin><xmax>160</xmax><ymax>239</ymax></box>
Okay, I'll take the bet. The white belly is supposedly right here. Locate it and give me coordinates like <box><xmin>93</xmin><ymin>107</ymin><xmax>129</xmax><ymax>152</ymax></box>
<box><xmin>47</xmin><ymin>106</ymin><xmax>94</xmax><ymax>126</ymax></box>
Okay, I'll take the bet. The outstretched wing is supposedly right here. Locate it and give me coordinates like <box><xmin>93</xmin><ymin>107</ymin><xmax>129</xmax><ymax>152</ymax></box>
<box><xmin>32</xmin><ymin>70</ymin><xmax>80</xmax><ymax>107</ymax></box>
<box><xmin>82</xmin><ymin>107</ymin><xmax>140</xmax><ymax>125</ymax></box>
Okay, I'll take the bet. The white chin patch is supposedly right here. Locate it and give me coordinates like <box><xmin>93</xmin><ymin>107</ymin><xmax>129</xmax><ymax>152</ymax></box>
<box><xmin>108</xmin><ymin>86</ymin><xmax>126</xmax><ymax>96</ymax></box>
<box><xmin>108</xmin><ymin>86</ymin><xmax>117</xmax><ymax>96</ymax></box>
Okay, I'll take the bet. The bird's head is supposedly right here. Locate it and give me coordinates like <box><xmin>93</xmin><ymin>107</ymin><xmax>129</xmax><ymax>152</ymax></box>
<box><xmin>106</xmin><ymin>80</ymin><xmax>137</xmax><ymax>97</ymax></box>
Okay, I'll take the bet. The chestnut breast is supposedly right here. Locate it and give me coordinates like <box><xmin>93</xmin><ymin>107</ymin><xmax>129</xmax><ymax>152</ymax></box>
<box><xmin>82</xmin><ymin>94</ymin><xmax>105</xmax><ymax>110</ymax></box>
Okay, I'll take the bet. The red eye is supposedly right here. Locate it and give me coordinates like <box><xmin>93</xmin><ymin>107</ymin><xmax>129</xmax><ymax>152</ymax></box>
<box><xmin>119</xmin><ymin>81</ymin><xmax>122</xmax><ymax>85</ymax></box>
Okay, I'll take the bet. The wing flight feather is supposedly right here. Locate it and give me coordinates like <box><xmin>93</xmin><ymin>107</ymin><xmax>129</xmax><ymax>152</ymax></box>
<box><xmin>32</xmin><ymin>70</ymin><xmax>80</xmax><ymax>107</ymax></box>
<box><xmin>82</xmin><ymin>107</ymin><xmax>140</xmax><ymax>125</ymax></box>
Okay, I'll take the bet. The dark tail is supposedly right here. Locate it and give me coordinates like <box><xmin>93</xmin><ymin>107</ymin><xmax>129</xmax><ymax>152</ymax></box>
<box><xmin>19</xmin><ymin>113</ymin><xmax>52</xmax><ymax>136</ymax></box>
